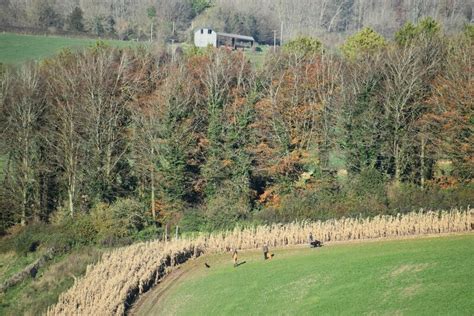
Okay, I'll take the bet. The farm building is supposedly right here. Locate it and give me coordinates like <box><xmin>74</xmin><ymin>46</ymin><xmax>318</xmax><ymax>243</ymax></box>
<box><xmin>194</xmin><ymin>28</ymin><xmax>255</xmax><ymax>49</ymax></box>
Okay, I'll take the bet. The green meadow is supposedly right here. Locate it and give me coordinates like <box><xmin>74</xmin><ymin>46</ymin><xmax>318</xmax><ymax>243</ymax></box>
<box><xmin>136</xmin><ymin>234</ymin><xmax>474</xmax><ymax>315</ymax></box>
<box><xmin>0</xmin><ymin>32</ymin><xmax>137</xmax><ymax>65</ymax></box>
<box><xmin>0</xmin><ymin>32</ymin><xmax>269</xmax><ymax>67</ymax></box>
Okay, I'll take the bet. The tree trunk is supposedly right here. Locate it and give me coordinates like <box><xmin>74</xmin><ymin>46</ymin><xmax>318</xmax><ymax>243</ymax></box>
<box><xmin>68</xmin><ymin>186</ymin><xmax>74</xmax><ymax>218</ymax></box>
<box><xmin>150</xmin><ymin>147</ymin><xmax>156</xmax><ymax>220</ymax></box>
<box><xmin>394</xmin><ymin>142</ymin><xmax>401</xmax><ymax>185</ymax></box>
<box><xmin>420</xmin><ymin>136</ymin><xmax>425</xmax><ymax>189</ymax></box>
<box><xmin>150</xmin><ymin>22</ymin><xmax>153</xmax><ymax>42</ymax></box>
<box><xmin>105</xmin><ymin>144</ymin><xmax>112</xmax><ymax>198</ymax></box>
<box><xmin>21</xmin><ymin>187</ymin><xmax>27</xmax><ymax>226</ymax></box>
<box><xmin>21</xmin><ymin>151</ymin><xmax>29</xmax><ymax>226</ymax></box>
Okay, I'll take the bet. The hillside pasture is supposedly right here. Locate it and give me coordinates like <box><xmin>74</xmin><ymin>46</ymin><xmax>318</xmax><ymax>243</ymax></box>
<box><xmin>46</xmin><ymin>209</ymin><xmax>472</xmax><ymax>315</ymax></box>
<box><xmin>0</xmin><ymin>33</ymin><xmax>137</xmax><ymax>65</ymax></box>
<box><xmin>135</xmin><ymin>234</ymin><xmax>474</xmax><ymax>315</ymax></box>
<box><xmin>0</xmin><ymin>32</ymin><xmax>270</xmax><ymax>67</ymax></box>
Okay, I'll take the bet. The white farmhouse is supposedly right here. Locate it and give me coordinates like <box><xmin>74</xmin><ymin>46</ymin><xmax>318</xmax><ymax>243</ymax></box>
<box><xmin>194</xmin><ymin>27</ymin><xmax>255</xmax><ymax>49</ymax></box>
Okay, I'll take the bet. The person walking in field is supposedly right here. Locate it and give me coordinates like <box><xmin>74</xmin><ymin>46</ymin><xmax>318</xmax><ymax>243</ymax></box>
<box><xmin>263</xmin><ymin>242</ymin><xmax>269</xmax><ymax>260</ymax></box>
<box><xmin>308</xmin><ymin>232</ymin><xmax>314</xmax><ymax>247</ymax></box>
<box><xmin>232</xmin><ymin>248</ymin><xmax>238</xmax><ymax>267</ymax></box>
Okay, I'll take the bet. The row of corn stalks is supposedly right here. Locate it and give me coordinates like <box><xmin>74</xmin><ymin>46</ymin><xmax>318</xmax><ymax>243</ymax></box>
<box><xmin>47</xmin><ymin>208</ymin><xmax>472</xmax><ymax>315</ymax></box>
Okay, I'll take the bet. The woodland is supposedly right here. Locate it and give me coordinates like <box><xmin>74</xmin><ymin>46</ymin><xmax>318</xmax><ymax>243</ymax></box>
<box><xmin>0</xmin><ymin>0</ymin><xmax>472</xmax><ymax>44</ymax></box>
<box><xmin>0</xmin><ymin>17</ymin><xmax>473</xmax><ymax>246</ymax></box>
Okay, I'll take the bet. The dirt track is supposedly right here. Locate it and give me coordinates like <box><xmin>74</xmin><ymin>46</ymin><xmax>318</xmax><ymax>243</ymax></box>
<box><xmin>129</xmin><ymin>254</ymin><xmax>210</xmax><ymax>316</ymax></box>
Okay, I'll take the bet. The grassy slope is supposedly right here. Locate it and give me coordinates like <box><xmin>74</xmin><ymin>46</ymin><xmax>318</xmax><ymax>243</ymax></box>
<box><xmin>0</xmin><ymin>33</ymin><xmax>136</xmax><ymax>65</ymax></box>
<box><xmin>0</xmin><ymin>251</ymin><xmax>42</xmax><ymax>285</ymax></box>
<box><xmin>138</xmin><ymin>234</ymin><xmax>474</xmax><ymax>315</ymax></box>
<box><xmin>0</xmin><ymin>247</ymin><xmax>102</xmax><ymax>315</ymax></box>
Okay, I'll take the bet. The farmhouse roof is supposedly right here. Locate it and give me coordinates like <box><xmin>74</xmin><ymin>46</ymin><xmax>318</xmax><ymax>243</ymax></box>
<box><xmin>195</xmin><ymin>27</ymin><xmax>213</xmax><ymax>31</ymax></box>
<box><xmin>216</xmin><ymin>32</ymin><xmax>255</xmax><ymax>41</ymax></box>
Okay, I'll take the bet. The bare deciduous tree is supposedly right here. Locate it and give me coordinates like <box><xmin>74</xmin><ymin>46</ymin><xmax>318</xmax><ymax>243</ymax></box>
<box><xmin>381</xmin><ymin>37</ymin><xmax>443</xmax><ymax>183</ymax></box>
<box><xmin>45</xmin><ymin>54</ymin><xmax>87</xmax><ymax>218</ymax></box>
<box><xmin>2</xmin><ymin>65</ymin><xmax>44</xmax><ymax>225</ymax></box>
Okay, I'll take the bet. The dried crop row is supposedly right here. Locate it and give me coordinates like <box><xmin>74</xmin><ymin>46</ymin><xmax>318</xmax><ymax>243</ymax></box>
<box><xmin>208</xmin><ymin>209</ymin><xmax>472</xmax><ymax>251</ymax></box>
<box><xmin>47</xmin><ymin>208</ymin><xmax>472</xmax><ymax>315</ymax></box>
<box><xmin>47</xmin><ymin>240</ymin><xmax>204</xmax><ymax>315</ymax></box>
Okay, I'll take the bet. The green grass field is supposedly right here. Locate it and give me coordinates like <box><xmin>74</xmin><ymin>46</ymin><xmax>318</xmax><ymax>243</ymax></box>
<box><xmin>0</xmin><ymin>33</ymin><xmax>137</xmax><ymax>65</ymax></box>
<box><xmin>245</xmin><ymin>45</ymin><xmax>270</xmax><ymax>67</ymax></box>
<box><xmin>136</xmin><ymin>234</ymin><xmax>474</xmax><ymax>315</ymax></box>
<box><xmin>0</xmin><ymin>33</ymin><xmax>269</xmax><ymax>66</ymax></box>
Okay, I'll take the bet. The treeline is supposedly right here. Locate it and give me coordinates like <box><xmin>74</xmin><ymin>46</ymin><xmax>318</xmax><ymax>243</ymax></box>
<box><xmin>0</xmin><ymin>0</ymin><xmax>212</xmax><ymax>41</ymax></box>
<box><xmin>0</xmin><ymin>20</ymin><xmax>473</xmax><ymax>238</ymax></box>
<box><xmin>0</xmin><ymin>0</ymin><xmax>472</xmax><ymax>44</ymax></box>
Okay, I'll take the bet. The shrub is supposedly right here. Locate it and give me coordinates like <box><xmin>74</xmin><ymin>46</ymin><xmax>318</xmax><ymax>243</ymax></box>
<box><xmin>134</xmin><ymin>225</ymin><xmax>161</xmax><ymax>242</ymax></box>
<box><xmin>0</xmin><ymin>188</ymin><xmax>17</xmax><ymax>236</ymax></box>
<box><xmin>60</xmin><ymin>215</ymin><xmax>98</xmax><ymax>246</ymax></box>
<box><xmin>252</xmin><ymin>207</ymin><xmax>279</xmax><ymax>225</ymax></box>
<box><xmin>11</xmin><ymin>223</ymin><xmax>51</xmax><ymax>256</ymax></box>
<box><xmin>346</xmin><ymin>168</ymin><xmax>386</xmax><ymax>198</ymax></box>
<box><xmin>11</xmin><ymin>222</ymin><xmax>89</xmax><ymax>254</ymax></box>
<box><xmin>90</xmin><ymin>198</ymin><xmax>150</xmax><ymax>245</ymax></box>
<box><xmin>109</xmin><ymin>198</ymin><xmax>148</xmax><ymax>233</ymax></box>
<box><xmin>184</xmin><ymin>45</ymin><xmax>207</xmax><ymax>57</ymax></box>
<box><xmin>14</xmin><ymin>230</ymin><xmax>40</xmax><ymax>256</ymax></box>
<box><xmin>388</xmin><ymin>183</ymin><xmax>474</xmax><ymax>214</ymax></box>
<box><xmin>464</xmin><ymin>23</ymin><xmax>474</xmax><ymax>40</ymax></box>
<box><xmin>205</xmin><ymin>185</ymin><xmax>251</xmax><ymax>231</ymax></box>
<box><xmin>283</xmin><ymin>36</ymin><xmax>323</xmax><ymax>57</ymax></box>
<box><xmin>263</xmin><ymin>168</ymin><xmax>392</xmax><ymax>223</ymax></box>
<box><xmin>179</xmin><ymin>209</ymin><xmax>208</xmax><ymax>232</ymax></box>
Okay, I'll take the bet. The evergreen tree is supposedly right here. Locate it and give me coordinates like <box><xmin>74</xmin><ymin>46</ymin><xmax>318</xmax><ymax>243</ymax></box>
<box><xmin>190</xmin><ymin>0</ymin><xmax>212</xmax><ymax>17</ymax></box>
<box><xmin>395</xmin><ymin>17</ymin><xmax>441</xmax><ymax>46</ymax></box>
<box><xmin>342</xmin><ymin>76</ymin><xmax>385</xmax><ymax>173</ymax></box>
<box><xmin>104</xmin><ymin>15</ymin><xmax>116</xmax><ymax>35</ymax></box>
<box><xmin>89</xmin><ymin>16</ymin><xmax>105</xmax><ymax>36</ymax></box>
<box><xmin>283</xmin><ymin>36</ymin><xmax>323</xmax><ymax>58</ymax></box>
<box><xmin>155</xmin><ymin>106</ymin><xmax>193</xmax><ymax>212</ymax></box>
<box><xmin>395</xmin><ymin>22</ymin><xmax>417</xmax><ymax>46</ymax></box>
<box><xmin>38</xmin><ymin>5</ymin><xmax>63</xmax><ymax>29</ymax></box>
<box><xmin>341</xmin><ymin>27</ymin><xmax>386</xmax><ymax>59</ymax></box>
<box><xmin>418</xmin><ymin>17</ymin><xmax>441</xmax><ymax>37</ymax></box>
<box><xmin>67</xmin><ymin>7</ymin><xmax>84</xmax><ymax>32</ymax></box>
